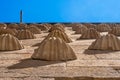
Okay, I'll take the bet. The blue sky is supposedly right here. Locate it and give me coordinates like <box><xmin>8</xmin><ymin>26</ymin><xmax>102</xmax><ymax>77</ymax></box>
<box><xmin>0</xmin><ymin>0</ymin><xmax>120</xmax><ymax>23</ymax></box>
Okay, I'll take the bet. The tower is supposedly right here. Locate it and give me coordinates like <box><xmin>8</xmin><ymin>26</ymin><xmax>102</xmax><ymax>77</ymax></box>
<box><xmin>20</xmin><ymin>10</ymin><xmax>22</xmax><ymax>23</ymax></box>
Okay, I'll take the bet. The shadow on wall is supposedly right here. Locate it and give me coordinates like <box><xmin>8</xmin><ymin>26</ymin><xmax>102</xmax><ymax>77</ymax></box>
<box><xmin>7</xmin><ymin>58</ymin><xmax>66</xmax><ymax>69</ymax></box>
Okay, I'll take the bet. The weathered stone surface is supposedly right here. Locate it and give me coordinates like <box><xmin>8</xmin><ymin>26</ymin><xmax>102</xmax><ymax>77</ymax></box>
<box><xmin>0</xmin><ymin>53</ymin><xmax>31</xmax><ymax>60</ymax></box>
<box><xmin>75</xmin><ymin>26</ymin><xmax>88</xmax><ymax>34</ymax></box>
<box><xmin>44</xmin><ymin>30</ymin><xmax>72</xmax><ymax>43</ymax></box>
<box><xmin>69</xmin><ymin>40</ymin><xmax>95</xmax><ymax>46</ymax></box>
<box><xmin>108</xmin><ymin>27</ymin><xmax>120</xmax><ymax>36</ymax></box>
<box><xmin>83</xmin><ymin>23</ymin><xmax>96</xmax><ymax>29</ymax></box>
<box><xmin>28</xmin><ymin>26</ymin><xmax>41</xmax><ymax>34</ymax></box>
<box><xmin>78</xmin><ymin>28</ymin><xmax>101</xmax><ymax>39</ymax></box>
<box><xmin>66</xmin><ymin>60</ymin><xmax>120</xmax><ymax>67</ymax></box>
<box><xmin>32</xmin><ymin>37</ymin><xmax>77</xmax><ymax>61</ymax></box>
<box><xmin>96</xmin><ymin>24</ymin><xmax>111</xmax><ymax>32</ymax></box>
<box><xmin>76</xmin><ymin>54</ymin><xmax>97</xmax><ymax>60</ymax></box>
<box><xmin>38</xmin><ymin>24</ymin><xmax>51</xmax><ymax>31</ymax></box>
<box><xmin>0</xmin><ymin>28</ymin><xmax>16</xmax><ymax>36</ymax></box>
<box><xmin>0</xmin><ymin>27</ymin><xmax>120</xmax><ymax>80</ymax></box>
<box><xmin>0</xmin><ymin>34</ymin><xmax>24</xmax><ymax>51</ymax></box>
<box><xmin>94</xmin><ymin>51</ymin><xmax>120</xmax><ymax>60</ymax></box>
<box><xmin>7</xmin><ymin>23</ymin><xmax>19</xmax><ymax>29</ymax></box>
<box><xmin>17</xmin><ymin>30</ymin><xmax>36</xmax><ymax>39</ymax></box>
<box><xmin>49</xmin><ymin>23</ymin><xmax>65</xmax><ymax>32</ymax></box>
<box><xmin>72</xmin><ymin>23</ymin><xmax>83</xmax><ymax>31</ymax></box>
<box><xmin>88</xmin><ymin>34</ymin><xmax>120</xmax><ymax>51</ymax></box>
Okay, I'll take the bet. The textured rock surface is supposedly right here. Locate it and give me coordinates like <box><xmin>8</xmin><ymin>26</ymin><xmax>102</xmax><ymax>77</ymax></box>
<box><xmin>96</xmin><ymin>24</ymin><xmax>111</xmax><ymax>32</ymax></box>
<box><xmin>7</xmin><ymin>23</ymin><xmax>19</xmax><ymax>29</ymax></box>
<box><xmin>6</xmin><ymin>28</ymin><xmax>18</xmax><ymax>35</ymax></box>
<box><xmin>0</xmin><ymin>27</ymin><xmax>120</xmax><ymax>80</ymax></box>
<box><xmin>78</xmin><ymin>28</ymin><xmax>101</xmax><ymax>39</ymax></box>
<box><xmin>17</xmin><ymin>30</ymin><xmax>36</xmax><ymax>39</ymax></box>
<box><xmin>0</xmin><ymin>34</ymin><xmax>24</xmax><ymax>51</ymax></box>
<box><xmin>38</xmin><ymin>24</ymin><xmax>51</xmax><ymax>31</ymax></box>
<box><xmin>10</xmin><ymin>28</ymin><xmax>18</xmax><ymax>34</ymax></box>
<box><xmin>108</xmin><ymin>27</ymin><xmax>120</xmax><ymax>36</ymax></box>
<box><xmin>72</xmin><ymin>23</ymin><xmax>83</xmax><ymax>31</ymax></box>
<box><xmin>31</xmin><ymin>37</ymin><xmax>77</xmax><ymax>61</ymax></box>
<box><xmin>75</xmin><ymin>26</ymin><xmax>88</xmax><ymax>34</ymax></box>
<box><xmin>83</xmin><ymin>23</ymin><xmax>96</xmax><ymax>29</ymax></box>
<box><xmin>28</xmin><ymin>26</ymin><xmax>41</xmax><ymax>34</ymax></box>
<box><xmin>44</xmin><ymin>30</ymin><xmax>72</xmax><ymax>43</ymax></box>
<box><xmin>88</xmin><ymin>34</ymin><xmax>120</xmax><ymax>50</ymax></box>
<box><xmin>0</xmin><ymin>28</ymin><xmax>16</xmax><ymax>36</ymax></box>
<box><xmin>42</xmin><ymin>23</ymin><xmax>52</xmax><ymax>28</ymax></box>
<box><xmin>108</xmin><ymin>23</ymin><xmax>119</xmax><ymax>28</ymax></box>
<box><xmin>49</xmin><ymin>23</ymin><xmax>65</xmax><ymax>32</ymax></box>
